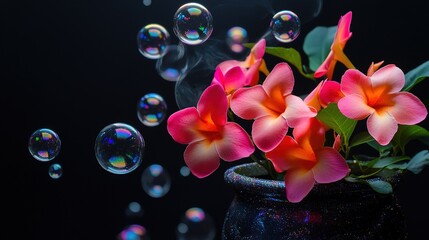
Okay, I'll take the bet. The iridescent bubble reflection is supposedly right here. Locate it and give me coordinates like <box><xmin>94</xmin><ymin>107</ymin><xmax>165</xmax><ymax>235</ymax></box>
<box><xmin>176</xmin><ymin>207</ymin><xmax>216</xmax><ymax>240</ymax></box>
<box><xmin>141</xmin><ymin>164</ymin><xmax>171</xmax><ymax>198</ymax></box>
<box><xmin>173</xmin><ymin>3</ymin><xmax>213</xmax><ymax>45</ymax></box>
<box><xmin>28</xmin><ymin>128</ymin><xmax>61</xmax><ymax>162</ymax></box>
<box><xmin>137</xmin><ymin>93</ymin><xmax>167</xmax><ymax>127</ymax></box>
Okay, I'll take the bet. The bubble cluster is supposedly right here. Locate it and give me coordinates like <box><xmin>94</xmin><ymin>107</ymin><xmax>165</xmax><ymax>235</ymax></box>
<box><xmin>156</xmin><ymin>44</ymin><xmax>189</xmax><ymax>82</ymax></box>
<box><xmin>117</xmin><ymin>224</ymin><xmax>150</xmax><ymax>240</ymax></box>
<box><xmin>137</xmin><ymin>93</ymin><xmax>168</xmax><ymax>127</ymax></box>
<box><xmin>270</xmin><ymin>10</ymin><xmax>301</xmax><ymax>43</ymax></box>
<box><xmin>141</xmin><ymin>164</ymin><xmax>171</xmax><ymax>198</ymax></box>
<box><xmin>176</xmin><ymin>207</ymin><xmax>216</xmax><ymax>240</ymax></box>
<box><xmin>137</xmin><ymin>23</ymin><xmax>170</xmax><ymax>59</ymax></box>
<box><xmin>226</xmin><ymin>26</ymin><xmax>248</xmax><ymax>53</ymax></box>
<box><xmin>48</xmin><ymin>163</ymin><xmax>63</xmax><ymax>179</ymax></box>
<box><xmin>94</xmin><ymin>123</ymin><xmax>145</xmax><ymax>174</ymax></box>
<box><xmin>28</xmin><ymin>128</ymin><xmax>61</xmax><ymax>162</ymax></box>
<box><xmin>173</xmin><ymin>3</ymin><xmax>213</xmax><ymax>45</ymax></box>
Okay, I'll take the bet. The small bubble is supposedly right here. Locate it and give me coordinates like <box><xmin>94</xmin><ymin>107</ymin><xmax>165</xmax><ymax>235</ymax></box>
<box><xmin>176</xmin><ymin>207</ymin><xmax>216</xmax><ymax>240</ymax></box>
<box><xmin>117</xmin><ymin>224</ymin><xmax>150</xmax><ymax>240</ymax></box>
<box><xmin>137</xmin><ymin>93</ymin><xmax>168</xmax><ymax>127</ymax></box>
<box><xmin>270</xmin><ymin>10</ymin><xmax>301</xmax><ymax>43</ymax></box>
<box><xmin>156</xmin><ymin>44</ymin><xmax>189</xmax><ymax>82</ymax></box>
<box><xmin>94</xmin><ymin>123</ymin><xmax>145</xmax><ymax>174</ymax></box>
<box><xmin>48</xmin><ymin>163</ymin><xmax>63</xmax><ymax>179</ymax></box>
<box><xmin>141</xmin><ymin>164</ymin><xmax>171</xmax><ymax>198</ymax></box>
<box><xmin>173</xmin><ymin>3</ymin><xmax>213</xmax><ymax>45</ymax></box>
<box><xmin>28</xmin><ymin>128</ymin><xmax>61</xmax><ymax>162</ymax></box>
<box><xmin>125</xmin><ymin>201</ymin><xmax>144</xmax><ymax>217</ymax></box>
<box><xmin>142</xmin><ymin>0</ymin><xmax>151</xmax><ymax>7</ymax></box>
<box><xmin>226</xmin><ymin>26</ymin><xmax>248</xmax><ymax>53</ymax></box>
<box><xmin>137</xmin><ymin>23</ymin><xmax>170</xmax><ymax>59</ymax></box>
<box><xmin>180</xmin><ymin>166</ymin><xmax>190</xmax><ymax>177</ymax></box>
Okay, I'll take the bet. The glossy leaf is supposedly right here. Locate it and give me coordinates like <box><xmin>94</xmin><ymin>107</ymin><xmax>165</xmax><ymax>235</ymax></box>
<box><xmin>407</xmin><ymin>150</ymin><xmax>429</xmax><ymax>174</ymax></box>
<box><xmin>392</xmin><ymin>125</ymin><xmax>429</xmax><ymax>154</ymax></box>
<box><xmin>365</xmin><ymin>179</ymin><xmax>393</xmax><ymax>194</ymax></box>
<box><xmin>403</xmin><ymin>60</ymin><xmax>429</xmax><ymax>91</ymax></box>
<box><xmin>316</xmin><ymin>103</ymin><xmax>357</xmax><ymax>148</ymax></box>
<box><xmin>263</xmin><ymin>46</ymin><xmax>315</xmax><ymax>80</ymax></box>
<box><xmin>303</xmin><ymin>26</ymin><xmax>336</xmax><ymax>71</ymax></box>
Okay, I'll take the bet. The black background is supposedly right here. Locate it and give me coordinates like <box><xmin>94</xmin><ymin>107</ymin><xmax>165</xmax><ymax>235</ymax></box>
<box><xmin>2</xmin><ymin>0</ymin><xmax>429</xmax><ymax>239</ymax></box>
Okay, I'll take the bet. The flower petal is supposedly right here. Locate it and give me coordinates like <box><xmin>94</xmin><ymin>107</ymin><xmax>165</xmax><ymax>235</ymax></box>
<box><xmin>266</xmin><ymin>136</ymin><xmax>315</xmax><ymax>172</ymax></box>
<box><xmin>304</xmin><ymin>80</ymin><xmax>324</xmax><ymax>111</ymax></box>
<box><xmin>216</xmin><ymin>122</ymin><xmax>254</xmax><ymax>161</ymax></box>
<box><xmin>389</xmin><ymin>92</ymin><xmax>428</xmax><ymax>125</ymax></box>
<box><xmin>283</xmin><ymin>95</ymin><xmax>317</xmax><ymax>127</ymax></box>
<box><xmin>245</xmin><ymin>59</ymin><xmax>262</xmax><ymax>86</ymax></box>
<box><xmin>284</xmin><ymin>169</ymin><xmax>315</xmax><ymax>203</ymax></box>
<box><xmin>370</xmin><ymin>64</ymin><xmax>404</xmax><ymax>93</ymax></box>
<box><xmin>252</xmin><ymin>115</ymin><xmax>289</xmax><ymax>152</ymax></box>
<box><xmin>340</xmin><ymin>69</ymin><xmax>371</xmax><ymax>96</ymax></box>
<box><xmin>197</xmin><ymin>84</ymin><xmax>228</xmax><ymax>126</ymax></box>
<box><xmin>167</xmin><ymin>108</ymin><xmax>204</xmax><ymax>144</ymax></box>
<box><xmin>314</xmin><ymin>52</ymin><xmax>335</xmax><ymax>79</ymax></box>
<box><xmin>338</xmin><ymin>94</ymin><xmax>374</xmax><ymax>120</ymax></box>
<box><xmin>312</xmin><ymin>148</ymin><xmax>349</xmax><ymax>183</ymax></box>
<box><xmin>184</xmin><ymin>140</ymin><xmax>220</xmax><ymax>178</ymax></box>
<box><xmin>252</xmin><ymin>38</ymin><xmax>266</xmax><ymax>60</ymax></box>
<box><xmin>263</xmin><ymin>63</ymin><xmax>294</xmax><ymax>98</ymax></box>
<box><xmin>222</xmin><ymin>66</ymin><xmax>247</xmax><ymax>93</ymax></box>
<box><xmin>367</xmin><ymin>111</ymin><xmax>398</xmax><ymax>146</ymax></box>
<box><xmin>336</xmin><ymin>11</ymin><xmax>353</xmax><ymax>46</ymax></box>
<box><xmin>319</xmin><ymin>80</ymin><xmax>344</xmax><ymax>107</ymax></box>
<box><xmin>230</xmin><ymin>85</ymin><xmax>269</xmax><ymax>119</ymax></box>
<box><xmin>293</xmin><ymin>118</ymin><xmax>326</xmax><ymax>153</ymax></box>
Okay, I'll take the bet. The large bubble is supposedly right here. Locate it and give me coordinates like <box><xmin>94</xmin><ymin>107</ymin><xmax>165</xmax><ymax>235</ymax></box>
<box><xmin>270</xmin><ymin>10</ymin><xmax>301</xmax><ymax>43</ymax></box>
<box><xmin>28</xmin><ymin>128</ymin><xmax>61</xmax><ymax>162</ymax></box>
<box><xmin>137</xmin><ymin>23</ymin><xmax>170</xmax><ymax>59</ymax></box>
<box><xmin>173</xmin><ymin>3</ymin><xmax>213</xmax><ymax>45</ymax></box>
<box><xmin>94</xmin><ymin>123</ymin><xmax>145</xmax><ymax>174</ymax></box>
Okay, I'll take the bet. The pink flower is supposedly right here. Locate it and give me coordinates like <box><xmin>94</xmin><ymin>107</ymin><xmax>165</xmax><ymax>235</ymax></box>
<box><xmin>266</xmin><ymin>118</ymin><xmax>350</xmax><ymax>203</ymax></box>
<box><xmin>167</xmin><ymin>84</ymin><xmax>255</xmax><ymax>178</ymax></box>
<box><xmin>230</xmin><ymin>62</ymin><xmax>317</xmax><ymax>152</ymax></box>
<box><xmin>315</xmin><ymin>11</ymin><xmax>354</xmax><ymax>80</ymax></box>
<box><xmin>216</xmin><ymin>38</ymin><xmax>270</xmax><ymax>86</ymax></box>
<box><xmin>338</xmin><ymin>64</ymin><xmax>428</xmax><ymax>145</ymax></box>
<box><xmin>211</xmin><ymin>65</ymin><xmax>247</xmax><ymax>103</ymax></box>
<box><xmin>305</xmin><ymin>80</ymin><xmax>344</xmax><ymax>111</ymax></box>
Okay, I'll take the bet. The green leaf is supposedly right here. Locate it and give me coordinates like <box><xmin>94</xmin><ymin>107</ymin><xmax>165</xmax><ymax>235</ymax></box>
<box><xmin>264</xmin><ymin>46</ymin><xmax>315</xmax><ymax>80</ymax></box>
<box><xmin>316</xmin><ymin>103</ymin><xmax>357</xmax><ymax>147</ymax></box>
<box><xmin>392</xmin><ymin>125</ymin><xmax>429</xmax><ymax>154</ymax></box>
<box><xmin>403</xmin><ymin>60</ymin><xmax>429</xmax><ymax>91</ymax></box>
<box><xmin>359</xmin><ymin>156</ymin><xmax>409</xmax><ymax>169</ymax></box>
<box><xmin>406</xmin><ymin>150</ymin><xmax>429</xmax><ymax>174</ymax></box>
<box><xmin>365</xmin><ymin>179</ymin><xmax>393</xmax><ymax>194</ymax></box>
<box><xmin>349</xmin><ymin>131</ymin><xmax>373</xmax><ymax>148</ymax></box>
<box><xmin>344</xmin><ymin>176</ymin><xmax>393</xmax><ymax>194</ymax></box>
<box><xmin>303</xmin><ymin>26</ymin><xmax>336</xmax><ymax>71</ymax></box>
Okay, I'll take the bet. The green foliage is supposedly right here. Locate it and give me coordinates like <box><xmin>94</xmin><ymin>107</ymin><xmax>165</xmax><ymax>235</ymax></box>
<box><xmin>263</xmin><ymin>46</ymin><xmax>315</xmax><ymax>80</ymax></box>
<box><xmin>407</xmin><ymin>150</ymin><xmax>429</xmax><ymax>174</ymax></box>
<box><xmin>403</xmin><ymin>60</ymin><xmax>429</xmax><ymax>91</ymax></box>
<box><xmin>392</xmin><ymin>125</ymin><xmax>429</xmax><ymax>154</ymax></box>
<box><xmin>316</xmin><ymin>103</ymin><xmax>357</xmax><ymax>152</ymax></box>
<box><xmin>302</xmin><ymin>26</ymin><xmax>336</xmax><ymax>71</ymax></box>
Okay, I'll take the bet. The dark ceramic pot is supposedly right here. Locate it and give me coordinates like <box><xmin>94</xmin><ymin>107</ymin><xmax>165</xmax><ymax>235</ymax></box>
<box><xmin>222</xmin><ymin>163</ymin><xmax>407</xmax><ymax>240</ymax></box>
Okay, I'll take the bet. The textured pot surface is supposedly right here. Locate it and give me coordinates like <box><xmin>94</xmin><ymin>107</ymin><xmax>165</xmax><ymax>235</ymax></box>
<box><xmin>222</xmin><ymin>163</ymin><xmax>407</xmax><ymax>240</ymax></box>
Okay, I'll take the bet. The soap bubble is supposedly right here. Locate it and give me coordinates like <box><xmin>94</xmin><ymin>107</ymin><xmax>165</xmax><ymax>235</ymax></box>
<box><xmin>141</xmin><ymin>164</ymin><xmax>171</xmax><ymax>198</ymax></box>
<box><xmin>137</xmin><ymin>23</ymin><xmax>170</xmax><ymax>59</ymax></box>
<box><xmin>173</xmin><ymin>3</ymin><xmax>213</xmax><ymax>45</ymax></box>
<box><xmin>176</xmin><ymin>207</ymin><xmax>216</xmax><ymax>240</ymax></box>
<box><xmin>48</xmin><ymin>163</ymin><xmax>63</xmax><ymax>179</ymax></box>
<box><xmin>95</xmin><ymin>123</ymin><xmax>145</xmax><ymax>174</ymax></box>
<box><xmin>117</xmin><ymin>224</ymin><xmax>150</xmax><ymax>240</ymax></box>
<box><xmin>28</xmin><ymin>128</ymin><xmax>61</xmax><ymax>162</ymax></box>
<box><xmin>136</xmin><ymin>93</ymin><xmax>167</xmax><ymax>127</ymax></box>
<box><xmin>125</xmin><ymin>201</ymin><xmax>144</xmax><ymax>217</ymax></box>
<box><xmin>142</xmin><ymin>0</ymin><xmax>151</xmax><ymax>7</ymax></box>
<box><xmin>180</xmin><ymin>166</ymin><xmax>190</xmax><ymax>177</ymax></box>
<box><xmin>156</xmin><ymin>44</ymin><xmax>189</xmax><ymax>82</ymax></box>
<box><xmin>270</xmin><ymin>10</ymin><xmax>301</xmax><ymax>43</ymax></box>
<box><xmin>226</xmin><ymin>26</ymin><xmax>248</xmax><ymax>53</ymax></box>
